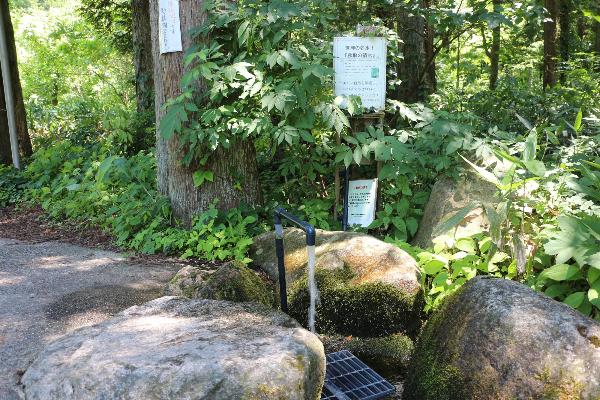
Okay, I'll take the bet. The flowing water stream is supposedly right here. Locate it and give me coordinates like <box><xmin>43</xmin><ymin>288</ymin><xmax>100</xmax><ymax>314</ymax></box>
<box><xmin>307</xmin><ymin>245</ymin><xmax>319</xmax><ymax>333</ymax></box>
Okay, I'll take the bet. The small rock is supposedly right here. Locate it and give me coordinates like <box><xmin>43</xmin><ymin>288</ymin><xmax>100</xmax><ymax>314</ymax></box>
<box><xmin>164</xmin><ymin>261</ymin><xmax>274</xmax><ymax>306</ymax></box>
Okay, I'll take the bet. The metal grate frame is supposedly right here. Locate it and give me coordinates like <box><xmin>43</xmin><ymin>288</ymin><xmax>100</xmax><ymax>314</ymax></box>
<box><xmin>321</xmin><ymin>350</ymin><xmax>396</xmax><ymax>400</ymax></box>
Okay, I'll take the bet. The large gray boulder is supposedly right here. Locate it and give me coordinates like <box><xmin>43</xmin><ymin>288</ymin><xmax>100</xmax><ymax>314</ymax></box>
<box><xmin>23</xmin><ymin>297</ymin><xmax>325</xmax><ymax>400</ymax></box>
<box><xmin>251</xmin><ymin>228</ymin><xmax>420</xmax><ymax>294</ymax></box>
<box><xmin>403</xmin><ymin>277</ymin><xmax>600</xmax><ymax>400</ymax></box>
<box><xmin>412</xmin><ymin>175</ymin><xmax>497</xmax><ymax>249</ymax></box>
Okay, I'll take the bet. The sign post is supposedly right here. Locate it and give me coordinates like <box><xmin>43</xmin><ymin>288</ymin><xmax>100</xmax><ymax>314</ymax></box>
<box><xmin>333</xmin><ymin>32</ymin><xmax>387</xmax><ymax>230</ymax></box>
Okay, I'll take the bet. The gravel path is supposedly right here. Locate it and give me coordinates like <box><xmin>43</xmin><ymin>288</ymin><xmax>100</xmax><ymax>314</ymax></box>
<box><xmin>0</xmin><ymin>238</ymin><xmax>180</xmax><ymax>399</ymax></box>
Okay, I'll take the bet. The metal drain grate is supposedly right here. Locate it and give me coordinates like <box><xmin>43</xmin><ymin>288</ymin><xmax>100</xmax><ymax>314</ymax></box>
<box><xmin>321</xmin><ymin>350</ymin><xmax>396</xmax><ymax>400</ymax></box>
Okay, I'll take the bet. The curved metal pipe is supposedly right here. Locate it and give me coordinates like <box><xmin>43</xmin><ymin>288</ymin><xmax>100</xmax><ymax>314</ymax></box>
<box><xmin>273</xmin><ymin>207</ymin><xmax>317</xmax><ymax>312</ymax></box>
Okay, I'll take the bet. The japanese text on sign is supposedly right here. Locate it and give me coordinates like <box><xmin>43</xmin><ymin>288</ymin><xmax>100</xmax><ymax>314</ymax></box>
<box><xmin>347</xmin><ymin>179</ymin><xmax>378</xmax><ymax>227</ymax></box>
<box><xmin>159</xmin><ymin>0</ymin><xmax>182</xmax><ymax>54</ymax></box>
<box><xmin>334</xmin><ymin>37</ymin><xmax>387</xmax><ymax>110</ymax></box>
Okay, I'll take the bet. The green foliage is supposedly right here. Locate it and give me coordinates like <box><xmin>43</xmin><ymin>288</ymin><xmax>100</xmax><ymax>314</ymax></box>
<box><xmin>78</xmin><ymin>0</ymin><xmax>132</xmax><ymax>53</ymax></box>
<box><xmin>415</xmin><ymin>233</ymin><xmax>512</xmax><ymax>312</ymax></box>
<box><xmin>160</xmin><ymin>0</ymin><xmax>343</xmax><ymax>170</ymax></box>
<box><xmin>3</xmin><ymin>141</ymin><xmax>257</xmax><ymax>265</ymax></box>
<box><xmin>16</xmin><ymin>3</ymin><xmax>138</xmax><ymax>150</ymax></box>
<box><xmin>409</xmin><ymin>112</ymin><xmax>600</xmax><ymax>318</ymax></box>
<box><xmin>0</xmin><ymin>165</ymin><xmax>27</xmax><ymax>207</ymax></box>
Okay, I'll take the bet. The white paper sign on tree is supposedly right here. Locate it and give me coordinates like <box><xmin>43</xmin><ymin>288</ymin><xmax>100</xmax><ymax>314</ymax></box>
<box><xmin>159</xmin><ymin>0</ymin><xmax>183</xmax><ymax>54</ymax></box>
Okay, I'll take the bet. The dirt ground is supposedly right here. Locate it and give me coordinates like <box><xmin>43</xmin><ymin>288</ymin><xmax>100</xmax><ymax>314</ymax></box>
<box><xmin>0</xmin><ymin>206</ymin><xmax>185</xmax><ymax>399</ymax></box>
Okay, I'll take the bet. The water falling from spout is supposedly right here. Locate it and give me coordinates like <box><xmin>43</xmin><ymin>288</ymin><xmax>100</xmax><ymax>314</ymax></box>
<box><xmin>307</xmin><ymin>244</ymin><xmax>319</xmax><ymax>333</ymax></box>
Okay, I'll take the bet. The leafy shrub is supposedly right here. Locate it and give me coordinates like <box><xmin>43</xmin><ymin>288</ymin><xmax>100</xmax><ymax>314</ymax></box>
<box><xmin>0</xmin><ymin>165</ymin><xmax>27</xmax><ymax>207</ymax></box>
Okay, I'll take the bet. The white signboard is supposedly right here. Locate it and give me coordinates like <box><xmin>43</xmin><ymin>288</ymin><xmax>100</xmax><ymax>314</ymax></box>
<box><xmin>334</xmin><ymin>37</ymin><xmax>387</xmax><ymax>110</ymax></box>
<box><xmin>159</xmin><ymin>0</ymin><xmax>183</xmax><ymax>54</ymax></box>
<box><xmin>347</xmin><ymin>179</ymin><xmax>378</xmax><ymax>227</ymax></box>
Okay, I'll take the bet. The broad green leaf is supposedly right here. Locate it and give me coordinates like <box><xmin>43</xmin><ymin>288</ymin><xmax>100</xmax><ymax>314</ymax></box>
<box><xmin>522</xmin><ymin>160</ymin><xmax>546</xmax><ymax>177</ymax></box>
<box><xmin>193</xmin><ymin>170</ymin><xmax>214</xmax><ymax>187</ymax></box>
<box><xmin>545</xmin><ymin>284</ymin><xmax>567</xmax><ymax>298</ymax></box>
<box><xmin>460</xmin><ymin>155</ymin><xmax>500</xmax><ymax>186</ymax></box>
<box><xmin>563</xmin><ymin>292</ymin><xmax>585</xmax><ymax>308</ymax></box>
<box><xmin>574</xmin><ymin>108</ymin><xmax>583</xmax><ymax>132</ymax></box>
<box><xmin>432</xmin><ymin>201</ymin><xmax>480</xmax><ymax>237</ymax></box>
<box><xmin>455</xmin><ymin>237</ymin><xmax>476</xmax><ymax>253</ymax></box>
<box><xmin>96</xmin><ymin>156</ymin><xmax>116</xmax><ymax>183</ymax></box>
<box><xmin>589</xmin><ymin>267</ymin><xmax>600</xmax><ymax>285</ymax></box>
<box><xmin>353</xmin><ymin>147</ymin><xmax>362</xmax><ymax>165</ymax></box>
<box><xmin>238</xmin><ymin>21</ymin><xmax>250</xmax><ymax>46</ymax></box>
<box><xmin>544</xmin><ymin>216</ymin><xmax>594</xmax><ymax>265</ymax></box>
<box><xmin>537</xmin><ymin>264</ymin><xmax>581</xmax><ymax>282</ymax></box>
<box><xmin>515</xmin><ymin>113</ymin><xmax>533</xmax><ymax>130</ymax></box>
<box><xmin>523</xmin><ymin>131</ymin><xmax>537</xmax><ymax>161</ymax></box>
<box><xmin>588</xmin><ymin>283</ymin><xmax>600</xmax><ymax>308</ymax></box>
<box><xmin>423</xmin><ymin>259</ymin><xmax>446</xmax><ymax>275</ymax></box>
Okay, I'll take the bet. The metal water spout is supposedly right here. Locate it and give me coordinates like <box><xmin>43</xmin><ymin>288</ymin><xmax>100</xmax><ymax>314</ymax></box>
<box><xmin>273</xmin><ymin>207</ymin><xmax>316</xmax><ymax>316</ymax></box>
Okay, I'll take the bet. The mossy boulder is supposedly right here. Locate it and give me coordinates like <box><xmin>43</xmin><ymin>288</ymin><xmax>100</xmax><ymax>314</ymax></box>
<box><xmin>250</xmin><ymin>228</ymin><xmax>421</xmax><ymax>295</ymax></box>
<box><xmin>403</xmin><ymin>276</ymin><xmax>600</xmax><ymax>400</ymax></box>
<box><xmin>164</xmin><ymin>262</ymin><xmax>274</xmax><ymax>307</ymax></box>
<box><xmin>322</xmin><ymin>333</ymin><xmax>414</xmax><ymax>378</ymax></box>
<box><xmin>288</xmin><ymin>267</ymin><xmax>423</xmax><ymax>338</ymax></box>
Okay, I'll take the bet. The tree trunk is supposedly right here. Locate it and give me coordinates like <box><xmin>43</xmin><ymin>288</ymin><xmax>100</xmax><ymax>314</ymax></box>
<box><xmin>0</xmin><ymin>71</ymin><xmax>10</xmax><ymax>165</ymax></box>
<box><xmin>396</xmin><ymin>2</ymin><xmax>428</xmax><ymax>102</ymax></box>
<box><xmin>543</xmin><ymin>0</ymin><xmax>558</xmax><ymax>90</ymax></box>
<box><xmin>558</xmin><ymin>0</ymin><xmax>571</xmax><ymax>84</ymax></box>
<box><xmin>423</xmin><ymin>0</ymin><xmax>436</xmax><ymax>93</ymax></box>
<box><xmin>489</xmin><ymin>0</ymin><xmax>502</xmax><ymax>89</ymax></box>
<box><xmin>150</xmin><ymin>0</ymin><xmax>262</xmax><ymax>225</ymax></box>
<box><xmin>132</xmin><ymin>0</ymin><xmax>154</xmax><ymax>114</ymax></box>
<box><xmin>0</xmin><ymin>0</ymin><xmax>32</xmax><ymax>160</ymax></box>
<box><xmin>593</xmin><ymin>14</ymin><xmax>600</xmax><ymax>71</ymax></box>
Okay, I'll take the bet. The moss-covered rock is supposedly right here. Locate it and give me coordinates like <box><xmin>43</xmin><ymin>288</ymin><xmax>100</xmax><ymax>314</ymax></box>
<box><xmin>403</xmin><ymin>277</ymin><xmax>600</xmax><ymax>400</ymax></box>
<box><xmin>288</xmin><ymin>267</ymin><xmax>423</xmax><ymax>338</ymax></box>
<box><xmin>250</xmin><ymin>228</ymin><xmax>421</xmax><ymax>295</ymax></box>
<box><xmin>165</xmin><ymin>262</ymin><xmax>275</xmax><ymax>307</ymax></box>
<box><xmin>322</xmin><ymin>333</ymin><xmax>414</xmax><ymax>378</ymax></box>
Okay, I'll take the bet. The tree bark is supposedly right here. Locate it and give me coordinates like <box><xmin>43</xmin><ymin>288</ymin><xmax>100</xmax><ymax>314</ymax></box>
<box><xmin>489</xmin><ymin>0</ymin><xmax>502</xmax><ymax>89</ymax></box>
<box><xmin>593</xmin><ymin>12</ymin><xmax>600</xmax><ymax>70</ymax></box>
<box><xmin>0</xmin><ymin>70</ymin><xmax>10</xmax><ymax>165</ymax></box>
<box><xmin>423</xmin><ymin>0</ymin><xmax>436</xmax><ymax>93</ymax></box>
<box><xmin>396</xmin><ymin>2</ymin><xmax>428</xmax><ymax>102</ymax></box>
<box><xmin>558</xmin><ymin>0</ymin><xmax>571</xmax><ymax>84</ymax></box>
<box><xmin>132</xmin><ymin>0</ymin><xmax>154</xmax><ymax>114</ymax></box>
<box><xmin>150</xmin><ymin>0</ymin><xmax>262</xmax><ymax>225</ymax></box>
<box><xmin>0</xmin><ymin>0</ymin><xmax>32</xmax><ymax>161</ymax></box>
<box><xmin>543</xmin><ymin>0</ymin><xmax>558</xmax><ymax>90</ymax></box>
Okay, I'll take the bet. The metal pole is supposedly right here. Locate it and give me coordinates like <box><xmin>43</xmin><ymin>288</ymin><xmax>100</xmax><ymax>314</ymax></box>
<box><xmin>342</xmin><ymin>166</ymin><xmax>350</xmax><ymax>231</ymax></box>
<box><xmin>0</xmin><ymin>4</ymin><xmax>20</xmax><ymax>169</ymax></box>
